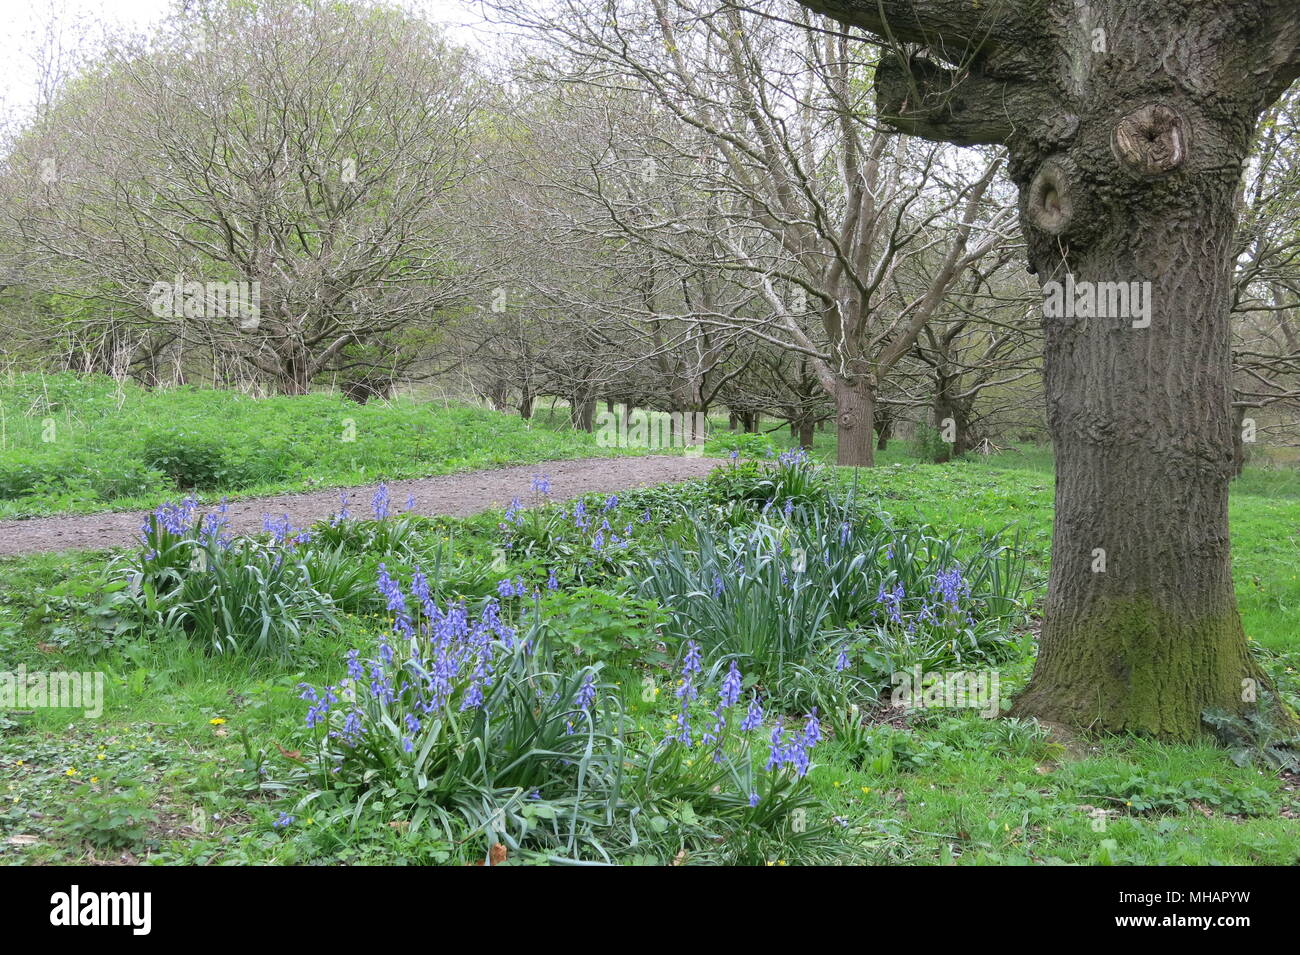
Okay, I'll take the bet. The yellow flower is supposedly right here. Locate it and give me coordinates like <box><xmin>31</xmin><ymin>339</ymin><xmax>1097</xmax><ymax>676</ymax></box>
<box><xmin>96</xmin><ymin>753</ymin><xmax>105</xmax><ymax>761</ymax></box>
<box><xmin>860</xmin><ymin>786</ymin><xmax>871</xmax><ymax>794</ymax></box>
<box><xmin>90</xmin><ymin>776</ymin><xmax>99</xmax><ymax>784</ymax></box>
<box><xmin>209</xmin><ymin>718</ymin><xmax>226</xmax><ymax>726</ymax></box>
<box><xmin>65</xmin><ymin>768</ymin><xmax>77</xmax><ymax>776</ymax></box>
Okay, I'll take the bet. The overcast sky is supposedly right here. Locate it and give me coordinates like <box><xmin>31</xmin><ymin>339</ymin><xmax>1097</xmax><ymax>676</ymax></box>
<box><xmin>0</xmin><ymin>0</ymin><xmax>492</xmax><ymax>122</ymax></box>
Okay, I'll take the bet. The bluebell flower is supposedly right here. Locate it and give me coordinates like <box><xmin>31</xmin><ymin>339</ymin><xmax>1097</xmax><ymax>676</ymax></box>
<box><xmin>803</xmin><ymin>708</ymin><xmax>822</xmax><ymax>746</ymax></box>
<box><xmin>345</xmin><ymin>649</ymin><xmax>364</xmax><ymax>681</ymax></box>
<box><xmin>575</xmin><ymin>672</ymin><xmax>597</xmax><ymax>712</ymax></box>
<box><xmin>766</xmin><ymin>722</ymin><xmax>786</xmax><ymax>770</ymax></box>
<box><xmin>720</xmin><ymin>661</ymin><xmax>743</xmax><ymax>709</ymax></box>
<box><xmin>931</xmin><ymin>565</ymin><xmax>969</xmax><ymax>610</ymax></box>
<box><xmin>876</xmin><ymin>582</ymin><xmax>904</xmax><ymax>624</ymax></box>
<box><xmin>504</xmin><ymin>497</ymin><xmax>522</xmax><ymax>524</ymax></box>
<box><xmin>496</xmin><ymin>576</ymin><xmax>526</xmax><ymax>598</ymax></box>
<box><xmin>262</xmin><ymin>513</ymin><xmax>293</xmax><ymax>544</ymax></box>
<box><xmin>372</xmin><ymin>483</ymin><xmax>390</xmax><ymax>521</ymax></box>
<box><xmin>675</xmin><ymin>705</ymin><xmax>693</xmax><ymax>744</ymax></box>
<box><xmin>681</xmin><ymin>640</ymin><xmax>702</xmax><ymax>678</ymax></box>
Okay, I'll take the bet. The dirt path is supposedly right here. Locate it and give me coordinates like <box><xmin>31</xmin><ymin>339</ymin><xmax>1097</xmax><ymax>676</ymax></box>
<box><xmin>0</xmin><ymin>455</ymin><xmax>724</xmax><ymax>557</ymax></box>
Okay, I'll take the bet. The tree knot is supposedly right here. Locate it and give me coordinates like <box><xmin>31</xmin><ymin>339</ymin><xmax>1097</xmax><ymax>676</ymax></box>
<box><xmin>1027</xmin><ymin>156</ymin><xmax>1078</xmax><ymax>235</ymax></box>
<box><xmin>1111</xmin><ymin>104</ymin><xmax>1188</xmax><ymax>178</ymax></box>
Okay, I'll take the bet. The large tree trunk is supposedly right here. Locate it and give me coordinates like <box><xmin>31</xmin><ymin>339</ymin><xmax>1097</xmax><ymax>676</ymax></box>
<box><xmin>1004</xmin><ymin>9</ymin><xmax>1280</xmax><ymax>738</ymax></box>
<box><xmin>875</xmin><ymin>408</ymin><xmax>893</xmax><ymax>451</ymax></box>
<box><xmin>277</xmin><ymin>354</ymin><xmax>312</xmax><ymax>395</ymax></box>
<box><xmin>796</xmin><ymin>415</ymin><xmax>815</xmax><ymax>449</ymax></box>
<box><xmin>570</xmin><ymin>392</ymin><xmax>597</xmax><ymax>432</ymax></box>
<box><xmin>933</xmin><ymin>391</ymin><xmax>973</xmax><ymax>462</ymax></box>
<box><xmin>799</xmin><ymin>0</ymin><xmax>1300</xmax><ymax>738</ymax></box>
<box><xmin>834</xmin><ymin>376</ymin><xmax>874</xmax><ymax>466</ymax></box>
<box><xmin>1013</xmin><ymin>163</ymin><xmax>1264</xmax><ymax>737</ymax></box>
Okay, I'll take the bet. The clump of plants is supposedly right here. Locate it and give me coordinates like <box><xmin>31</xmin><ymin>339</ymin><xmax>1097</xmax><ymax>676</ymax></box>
<box><xmin>703</xmin><ymin>431</ymin><xmax>778</xmax><ymax>459</ymax></box>
<box><xmin>105</xmin><ymin>484</ymin><xmax>434</xmax><ymax>656</ymax></box>
<box><xmin>107</xmin><ymin>497</ymin><xmax>336</xmax><ymax>656</ymax></box>
<box><xmin>627</xmin><ymin>643</ymin><xmax>837</xmax><ymax>864</ymax></box>
<box><xmin>496</xmin><ymin>474</ymin><xmax>651</xmax><ymax>583</ymax></box>
<box><xmin>1067</xmin><ymin>765</ymin><xmax>1276</xmax><ymax>817</ymax></box>
<box><xmin>705</xmin><ymin>448</ymin><xmax>832</xmax><ymax>511</ymax></box>
<box><xmin>286</xmin><ymin>563</ymin><xmax>840</xmax><ymax>863</ymax></box>
<box><xmin>140</xmin><ymin>427</ymin><xmax>244</xmax><ymax>490</ymax></box>
<box><xmin>632</xmin><ymin>503</ymin><xmax>1027</xmax><ymax>697</ymax></box>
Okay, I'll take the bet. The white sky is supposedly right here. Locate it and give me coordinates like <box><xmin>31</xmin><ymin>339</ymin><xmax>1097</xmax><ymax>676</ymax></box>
<box><xmin>0</xmin><ymin>0</ymin><xmax>494</xmax><ymax>122</ymax></box>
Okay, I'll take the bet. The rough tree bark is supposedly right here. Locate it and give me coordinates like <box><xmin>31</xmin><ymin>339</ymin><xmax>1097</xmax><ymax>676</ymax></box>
<box><xmin>796</xmin><ymin>414</ymin><xmax>816</xmax><ymax>449</ymax></box>
<box><xmin>834</xmin><ymin>374</ymin><xmax>876</xmax><ymax>466</ymax></box>
<box><xmin>799</xmin><ymin>0</ymin><xmax>1300</xmax><ymax>738</ymax></box>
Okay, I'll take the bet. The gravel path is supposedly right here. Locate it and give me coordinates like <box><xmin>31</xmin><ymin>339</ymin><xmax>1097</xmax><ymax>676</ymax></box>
<box><xmin>0</xmin><ymin>455</ymin><xmax>724</xmax><ymax>557</ymax></box>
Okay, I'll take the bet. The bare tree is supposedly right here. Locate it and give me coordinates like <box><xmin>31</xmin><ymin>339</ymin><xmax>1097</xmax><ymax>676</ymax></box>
<box><xmin>490</xmin><ymin>0</ymin><xmax>1016</xmax><ymax>464</ymax></box>
<box><xmin>0</xmin><ymin>0</ymin><xmax>486</xmax><ymax>395</ymax></box>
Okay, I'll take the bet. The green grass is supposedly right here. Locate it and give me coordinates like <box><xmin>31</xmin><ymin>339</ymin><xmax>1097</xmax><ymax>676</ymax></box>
<box><xmin>1</xmin><ymin>381</ymin><xmax>1298</xmax><ymax>865</ymax></box>
<box><xmin>0</xmin><ymin>372</ymin><xmax>638</xmax><ymax>518</ymax></box>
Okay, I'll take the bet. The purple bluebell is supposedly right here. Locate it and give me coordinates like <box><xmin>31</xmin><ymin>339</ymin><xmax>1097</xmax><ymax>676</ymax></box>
<box><xmin>331</xmin><ymin>490</ymin><xmax>350</xmax><ymax>526</ymax></box>
<box><xmin>720</xmin><ymin>661</ymin><xmax>743</xmax><ymax>709</ymax></box>
<box><xmin>372</xmin><ymin>483</ymin><xmax>390</xmax><ymax>521</ymax></box>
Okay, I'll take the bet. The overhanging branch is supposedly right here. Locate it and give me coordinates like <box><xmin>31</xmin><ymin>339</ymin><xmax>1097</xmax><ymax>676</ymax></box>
<box><xmin>796</xmin><ymin>0</ymin><xmax>1027</xmax><ymax>60</ymax></box>
<box><xmin>876</xmin><ymin>53</ymin><xmax>1045</xmax><ymax>145</ymax></box>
